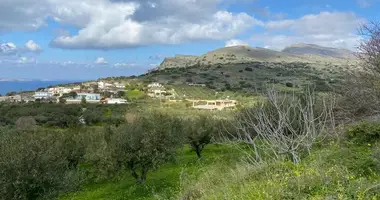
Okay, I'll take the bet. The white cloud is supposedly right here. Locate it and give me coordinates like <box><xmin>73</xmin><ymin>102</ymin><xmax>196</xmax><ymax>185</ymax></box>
<box><xmin>0</xmin><ymin>43</ymin><xmax>17</xmax><ymax>55</ymax></box>
<box><xmin>24</xmin><ymin>40</ymin><xmax>42</xmax><ymax>52</ymax></box>
<box><xmin>1</xmin><ymin>40</ymin><xmax>42</xmax><ymax>57</ymax></box>
<box><xmin>18</xmin><ymin>56</ymin><xmax>36</xmax><ymax>64</ymax></box>
<box><xmin>113</xmin><ymin>62</ymin><xmax>137</xmax><ymax>68</ymax></box>
<box><xmin>225</xmin><ymin>39</ymin><xmax>248</xmax><ymax>47</ymax></box>
<box><xmin>0</xmin><ymin>0</ymin><xmax>261</xmax><ymax>49</ymax></box>
<box><xmin>253</xmin><ymin>12</ymin><xmax>365</xmax><ymax>50</ymax></box>
<box><xmin>95</xmin><ymin>57</ymin><xmax>108</xmax><ymax>64</ymax></box>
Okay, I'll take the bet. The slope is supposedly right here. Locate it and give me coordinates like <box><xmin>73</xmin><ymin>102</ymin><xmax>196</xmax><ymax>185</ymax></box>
<box><xmin>157</xmin><ymin>44</ymin><xmax>356</xmax><ymax>70</ymax></box>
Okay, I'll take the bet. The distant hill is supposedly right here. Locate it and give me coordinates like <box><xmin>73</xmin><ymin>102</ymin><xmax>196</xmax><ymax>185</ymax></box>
<box><xmin>282</xmin><ymin>43</ymin><xmax>355</xmax><ymax>59</ymax></box>
<box><xmin>157</xmin><ymin>44</ymin><xmax>357</xmax><ymax>70</ymax></box>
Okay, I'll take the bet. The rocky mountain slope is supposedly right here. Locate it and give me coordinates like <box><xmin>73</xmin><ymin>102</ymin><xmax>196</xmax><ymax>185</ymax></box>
<box><xmin>157</xmin><ymin>44</ymin><xmax>357</xmax><ymax>70</ymax></box>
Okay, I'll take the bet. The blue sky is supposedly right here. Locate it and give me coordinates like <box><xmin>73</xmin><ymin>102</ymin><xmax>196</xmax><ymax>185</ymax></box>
<box><xmin>0</xmin><ymin>0</ymin><xmax>379</xmax><ymax>80</ymax></box>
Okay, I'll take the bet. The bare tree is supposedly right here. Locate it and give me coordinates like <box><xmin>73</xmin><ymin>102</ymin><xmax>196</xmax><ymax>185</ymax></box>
<box><xmin>231</xmin><ymin>88</ymin><xmax>334</xmax><ymax>164</ymax></box>
<box><xmin>358</xmin><ymin>21</ymin><xmax>380</xmax><ymax>75</ymax></box>
<box><xmin>338</xmin><ymin>21</ymin><xmax>380</xmax><ymax>119</ymax></box>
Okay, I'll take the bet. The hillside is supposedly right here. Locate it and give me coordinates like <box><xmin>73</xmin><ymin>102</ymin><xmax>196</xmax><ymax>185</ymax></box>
<box><xmin>140</xmin><ymin>61</ymin><xmax>356</xmax><ymax>94</ymax></box>
<box><xmin>282</xmin><ymin>43</ymin><xmax>356</xmax><ymax>59</ymax></box>
<box><xmin>157</xmin><ymin>44</ymin><xmax>357</xmax><ymax>70</ymax></box>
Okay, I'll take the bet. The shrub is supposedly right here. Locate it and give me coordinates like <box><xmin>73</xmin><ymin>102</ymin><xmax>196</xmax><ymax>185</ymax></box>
<box><xmin>285</xmin><ymin>82</ymin><xmax>293</xmax><ymax>88</ymax></box>
<box><xmin>126</xmin><ymin>89</ymin><xmax>146</xmax><ymax>101</ymax></box>
<box><xmin>186</xmin><ymin>115</ymin><xmax>218</xmax><ymax>158</ymax></box>
<box><xmin>244</xmin><ymin>67</ymin><xmax>253</xmax><ymax>72</ymax></box>
<box><xmin>15</xmin><ymin>116</ymin><xmax>37</xmax><ymax>130</ymax></box>
<box><xmin>108</xmin><ymin>112</ymin><xmax>184</xmax><ymax>184</ymax></box>
<box><xmin>0</xmin><ymin>128</ymin><xmax>83</xmax><ymax>200</ymax></box>
<box><xmin>347</xmin><ymin>121</ymin><xmax>380</xmax><ymax>143</ymax></box>
<box><xmin>186</xmin><ymin>78</ymin><xmax>193</xmax><ymax>83</ymax></box>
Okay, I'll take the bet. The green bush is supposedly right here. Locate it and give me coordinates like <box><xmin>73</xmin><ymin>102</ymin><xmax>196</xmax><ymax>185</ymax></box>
<box><xmin>186</xmin><ymin>115</ymin><xmax>219</xmax><ymax>158</ymax></box>
<box><xmin>126</xmin><ymin>89</ymin><xmax>146</xmax><ymax>101</ymax></box>
<box><xmin>0</xmin><ymin>103</ymin><xmax>82</xmax><ymax>128</ymax></box>
<box><xmin>244</xmin><ymin>67</ymin><xmax>253</xmax><ymax>72</ymax></box>
<box><xmin>0</xmin><ymin>128</ymin><xmax>84</xmax><ymax>200</ymax></box>
<box><xmin>347</xmin><ymin>121</ymin><xmax>380</xmax><ymax>143</ymax></box>
<box><xmin>86</xmin><ymin>112</ymin><xmax>185</xmax><ymax>184</ymax></box>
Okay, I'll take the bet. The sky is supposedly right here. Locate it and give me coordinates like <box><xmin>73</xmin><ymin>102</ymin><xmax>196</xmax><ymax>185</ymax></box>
<box><xmin>0</xmin><ymin>0</ymin><xmax>379</xmax><ymax>80</ymax></box>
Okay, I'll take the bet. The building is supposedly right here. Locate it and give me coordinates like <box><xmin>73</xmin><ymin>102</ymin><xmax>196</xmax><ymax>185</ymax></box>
<box><xmin>103</xmin><ymin>98</ymin><xmax>128</xmax><ymax>104</ymax></box>
<box><xmin>48</xmin><ymin>87</ymin><xmax>72</xmax><ymax>96</ymax></box>
<box><xmin>71</xmin><ymin>85</ymin><xmax>81</xmax><ymax>91</ymax></box>
<box><xmin>8</xmin><ymin>95</ymin><xmax>22</xmax><ymax>103</ymax></box>
<box><xmin>0</xmin><ymin>96</ymin><xmax>9</xmax><ymax>102</ymax></box>
<box><xmin>114</xmin><ymin>82</ymin><xmax>125</xmax><ymax>89</ymax></box>
<box><xmin>76</xmin><ymin>93</ymin><xmax>101</xmax><ymax>101</ymax></box>
<box><xmin>147</xmin><ymin>87</ymin><xmax>167</xmax><ymax>98</ymax></box>
<box><xmin>34</xmin><ymin>91</ymin><xmax>54</xmax><ymax>100</ymax></box>
<box><xmin>188</xmin><ymin>83</ymin><xmax>206</xmax><ymax>87</ymax></box>
<box><xmin>65</xmin><ymin>93</ymin><xmax>101</xmax><ymax>104</ymax></box>
<box><xmin>98</xmin><ymin>81</ymin><xmax>105</xmax><ymax>89</ymax></box>
<box><xmin>147</xmin><ymin>82</ymin><xmax>163</xmax><ymax>88</ymax></box>
<box><xmin>192</xmin><ymin>100</ymin><xmax>237</xmax><ymax>111</ymax></box>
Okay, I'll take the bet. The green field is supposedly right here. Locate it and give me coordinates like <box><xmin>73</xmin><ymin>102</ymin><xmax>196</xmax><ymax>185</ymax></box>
<box><xmin>59</xmin><ymin>142</ymin><xmax>380</xmax><ymax>200</ymax></box>
<box><xmin>171</xmin><ymin>85</ymin><xmax>223</xmax><ymax>99</ymax></box>
<box><xmin>60</xmin><ymin>145</ymin><xmax>242</xmax><ymax>200</ymax></box>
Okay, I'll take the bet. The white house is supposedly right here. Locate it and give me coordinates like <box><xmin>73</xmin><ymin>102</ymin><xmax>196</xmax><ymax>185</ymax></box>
<box><xmin>105</xmin><ymin>98</ymin><xmax>128</xmax><ymax>104</ymax></box>
<box><xmin>0</xmin><ymin>96</ymin><xmax>9</xmax><ymax>102</ymax></box>
<box><xmin>192</xmin><ymin>100</ymin><xmax>238</xmax><ymax>111</ymax></box>
<box><xmin>76</xmin><ymin>93</ymin><xmax>101</xmax><ymax>101</ymax></box>
<box><xmin>34</xmin><ymin>91</ymin><xmax>54</xmax><ymax>100</ymax></box>
<box><xmin>147</xmin><ymin>88</ymin><xmax>167</xmax><ymax>98</ymax></box>
<box><xmin>114</xmin><ymin>82</ymin><xmax>125</xmax><ymax>89</ymax></box>
<box><xmin>48</xmin><ymin>87</ymin><xmax>72</xmax><ymax>96</ymax></box>
<box><xmin>65</xmin><ymin>93</ymin><xmax>101</xmax><ymax>104</ymax></box>
<box><xmin>71</xmin><ymin>85</ymin><xmax>81</xmax><ymax>91</ymax></box>
<box><xmin>98</xmin><ymin>81</ymin><xmax>105</xmax><ymax>89</ymax></box>
<box><xmin>147</xmin><ymin>82</ymin><xmax>163</xmax><ymax>88</ymax></box>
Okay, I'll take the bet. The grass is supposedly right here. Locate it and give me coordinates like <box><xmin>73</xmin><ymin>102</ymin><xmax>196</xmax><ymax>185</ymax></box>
<box><xmin>177</xmin><ymin>142</ymin><xmax>380</xmax><ymax>200</ymax></box>
<box><xmin>59</xmin><ymin>145</ymin><xmax>242</xmax><ymax>200</ymax></box>
<box><xmin>126</xmin><ymin>89</ymin><xmax>146</xmax><ymax>100</ymax></box>
<box><xmin>171</xmin><ymin>85</ymin><xmax>218</xmax><ymax>100</ymax></box>
<box><xmin>60</xmin><ymin>141</ymin><xmax>380</xmax><ymax>200</ymax></box>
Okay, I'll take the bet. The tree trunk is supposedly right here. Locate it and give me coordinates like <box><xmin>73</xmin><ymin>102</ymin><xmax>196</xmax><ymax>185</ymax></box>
<box><xmin>140</xmin><ymin>167</ymin><xmax>149</xmax><ymax>184</ymax></box>
<box><xmin>290</xmin><ymin>152</ymin><xmax>300</xmax><ymax>164</ymax></box>
<box><xmin>131</xmin><ymin>170</ymin><xmax>140</xmax><ymax>183</ymax></box>
<box><xmin>195</xmin><ymin>145</ymin><xmax>202</xmax><ymax>158</ymax></box>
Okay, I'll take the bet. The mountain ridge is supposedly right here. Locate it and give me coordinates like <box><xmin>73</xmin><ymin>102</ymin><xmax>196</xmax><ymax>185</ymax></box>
<box><xmin>157</xmin><ymin>44</ymin><xmax>357</xmax><ymax>70</ymax></box>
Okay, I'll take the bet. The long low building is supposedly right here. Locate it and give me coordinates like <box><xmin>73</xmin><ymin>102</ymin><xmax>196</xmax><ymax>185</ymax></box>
<box><xmin>192</xmin><ymin>99</ymin><xmax>238</xmax><ymax>111</ymax></box>
<box><xmin>34</xmin><ymin>91</ymin><xmax>54</xmax><ymax>99</ymax></box>
<box><xmin>101</xmin><ymin>98</ymin><xmax>128</xmax><ymax>104</ymax></box>
<box><xmin>64</xmin><ymin>93</ymin><xmax>101</xmax><ymax>104</ymax></box>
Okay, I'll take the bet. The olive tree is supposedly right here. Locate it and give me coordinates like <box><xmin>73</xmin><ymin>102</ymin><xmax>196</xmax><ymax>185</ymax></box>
<box><xmin>186</xmin><ymin>115</ymin><xmax>218</xmax><ymax>158</ymax></box>
<box><xmin>0</xmin><ymin>128</ymin><xmax>83</xmax><ymax>200</ymax></box>
<box><xmin>110</xmin><ymin>112</ymin><xmax>183</xmax><ymax>184</ymax></box>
